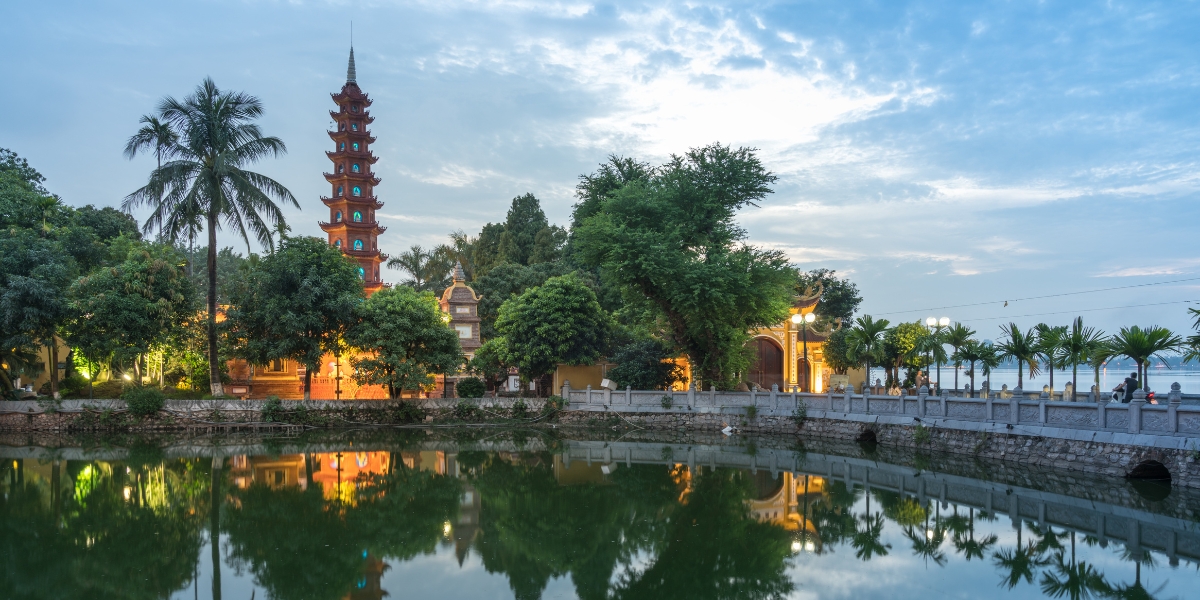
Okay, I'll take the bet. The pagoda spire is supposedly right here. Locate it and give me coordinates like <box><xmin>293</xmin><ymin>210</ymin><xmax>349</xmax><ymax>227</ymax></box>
<box><xmin>347</xmin><ymin>47</ymin><xmax>357</xmax><ymax>84</ymax></box>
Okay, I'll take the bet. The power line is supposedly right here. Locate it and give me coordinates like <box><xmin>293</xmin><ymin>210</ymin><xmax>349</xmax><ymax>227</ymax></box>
<box><xmin>953</xmin><ymin>300</ymin><xmax>1194</xmax><ymax>324</ymax></box>
<box><xmin>874</xmin><ymin>276</ymin><xmax>1200</xmax><ymax>317</ymax></box>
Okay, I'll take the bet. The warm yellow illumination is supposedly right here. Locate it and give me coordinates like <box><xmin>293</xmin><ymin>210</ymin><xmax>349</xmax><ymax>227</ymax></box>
<box><xmin>939</xmin><ymin>317</ymin><xmax>950</xmax><ymax>327</ymax></box>
<box><xmin>790</xmin><ymin>313</ymin><xmax>802</xmax><ymax>324</ymax></box>
<box><xmin>123</xmin><ymin>487</ymin><xmax>132</xmax><ymax>501</ymax></box>
<box><xmin>443</xmin><ymin>521</ymin><xmax>453</xmax><ymax>537</ymax></box>
<box><xmin>804</xmin><ymin>312</ymin><xmax>815</xmax><ymax>323</ymax></box>
<box><xmin>122</xmin><ymin>373</ymin><xmax>132</xmax><ymax>381</ymax></box>
<box><xmin>791</xmin><ymin>541</ymin><xmax>802</xmax><ymax>552</ymax></box>
<box><xmin>925</xmin><ymin>316</ymin><xmax>936</xmax><ymax>327</ymax></box>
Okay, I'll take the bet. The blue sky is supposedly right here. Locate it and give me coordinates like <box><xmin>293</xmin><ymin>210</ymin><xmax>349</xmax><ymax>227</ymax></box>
<box><xmin>4</xmin><ymin>0</ymin><xmax>1200</xmax><ymax>339</ymax></box>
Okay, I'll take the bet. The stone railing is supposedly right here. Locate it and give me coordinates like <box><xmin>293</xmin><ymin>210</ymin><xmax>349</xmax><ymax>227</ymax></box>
<box><xmin>561</xmin><ymin>381</ymin><xmax>1200</xmax><ymax>440</ymax></box>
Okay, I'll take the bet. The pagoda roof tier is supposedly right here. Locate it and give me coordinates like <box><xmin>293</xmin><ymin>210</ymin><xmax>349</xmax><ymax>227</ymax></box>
<box><xmin>326</xmin><ymin>131</ymin><xmax>378</xmax><ymax>144</ymax></box>
<box><xmin>325</xmin><ymin>150</ymin><xmax>380</xmax><ymax>164</ymax></box>
<box><xmin>320</xmin><ymin>196</ymin><xmax>384</xmax><ymax>209</ymax></box>
<box><xmin>330</xmin><ymin>110</ymin><xmax>375</xmax><ymax>124</ymax></box>
<box><xmin>324</xmin><ymin>172</ymin><xmax>382</xmax><ymax>186</ymax></box>
<box><xmin>344</xmin><ymin>248</ymin><xmax>390</xmax><ymax>261</ymax></box>
<box><xmin>319</xmin><ymin>221</ymin><xmax>387</xmax><ymax>235</ymax></box>
<box><xmin>331</xmin><ymin>84</ymin><xmax>372</xmax><ymax>105</ymax></box>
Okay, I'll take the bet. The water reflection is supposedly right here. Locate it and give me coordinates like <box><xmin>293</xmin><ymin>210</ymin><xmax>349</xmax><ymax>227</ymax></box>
<box><xmin>1</xmin><ymin>436</ymin><xmax>1198</xmax><ymax>599</ymax></box>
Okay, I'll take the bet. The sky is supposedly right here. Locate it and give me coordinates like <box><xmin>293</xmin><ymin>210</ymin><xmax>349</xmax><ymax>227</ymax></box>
<box><xmin>3</xmin><ymin>0</ymin><xmax>1200</xmax><ymax>338</ymax></box>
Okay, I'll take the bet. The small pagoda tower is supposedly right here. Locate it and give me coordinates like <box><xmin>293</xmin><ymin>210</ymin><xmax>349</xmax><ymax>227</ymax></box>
<box><xmin>439</xmin><ymin>262</ymin><xmax>482</xmax><ymax>358</ymax></box>
<box><xmin>320</xmin><ymin>47</ymin><xmax>387</xmax><ymax>295</ymax></box>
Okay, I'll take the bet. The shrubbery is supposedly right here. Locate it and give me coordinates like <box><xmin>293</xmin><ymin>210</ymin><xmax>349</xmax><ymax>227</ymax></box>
<box><xmin>122</xmin><ymin>387</ymin><xmax>165</xmax><ymax>416</ymax></box>
<box><xmin>456</xmin><ymin>377</ymin><xmax>486</xmax><ymax>398</ymax></box>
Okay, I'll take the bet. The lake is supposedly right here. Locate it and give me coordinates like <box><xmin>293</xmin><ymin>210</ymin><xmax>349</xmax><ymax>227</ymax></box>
<box><xmin>2</xmin><ymin>430</ymin><xmax>1197</xmax><ymax>600</ymax></box>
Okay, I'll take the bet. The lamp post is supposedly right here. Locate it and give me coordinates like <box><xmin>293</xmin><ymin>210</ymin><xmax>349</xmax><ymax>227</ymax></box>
<box><xmin>924</xmin><ymin>316</ymin><xmax>950</xmax><ymax>394</ymax></box>
<box><xmin>792</xmin><ymin>312</ymin><xmax>816</xmax><ymax>392</ymax></box>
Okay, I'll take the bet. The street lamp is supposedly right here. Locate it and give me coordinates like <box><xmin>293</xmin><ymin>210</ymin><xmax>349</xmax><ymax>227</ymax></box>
<box><xmin>792</xmin><ymin>312</ymin><xmax>816</xmax><ymax>392</ymax></box>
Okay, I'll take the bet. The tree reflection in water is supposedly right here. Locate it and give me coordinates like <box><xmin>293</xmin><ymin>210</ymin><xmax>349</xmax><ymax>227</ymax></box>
<box><xmin>1</xmin><ymin>442</ymin><xmax>1198</xmax><ymax>600</ymax></box>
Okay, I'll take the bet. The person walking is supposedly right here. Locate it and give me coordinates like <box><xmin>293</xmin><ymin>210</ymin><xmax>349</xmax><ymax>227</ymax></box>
<box><xmin>1113</xmin><ymin>372</ymin><xmax>1139</xmax><ymax>403</ymax></box>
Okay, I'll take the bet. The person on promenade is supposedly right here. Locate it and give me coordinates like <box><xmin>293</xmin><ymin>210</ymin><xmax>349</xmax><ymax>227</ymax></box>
<box><xmin>1113</xmin><ymin>372</ymin><xmax>1138</xmax><ymax>403</ymax></box>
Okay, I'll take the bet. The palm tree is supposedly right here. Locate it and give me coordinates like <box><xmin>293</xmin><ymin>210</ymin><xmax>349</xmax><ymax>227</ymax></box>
<box><xmin>1035</xmin><ymin>323</ymin><xmax>1068</xmax><ymax>393</ymax></box>
<box><xmin>978</xmin><ymin>342</ymin><xmax>1002</xmax><ymax>396</ymax></box>
<box><xmin>997</xmin><ymin>323</ymin><xmax>1041</xmax><ymax>390</ymax></box>
<box><xmin>953</xmin><ymin>340</ymin><xmax>993</xmax><ymax>397</ymax></box>
<box><xmin>1087</xmin><ymin>340</ymin><xmax>1116</xmax><ymax>400</ymax></box>
<box><xmin>124</xmin><ymin>78</ymin><xmax>297</xmax><ymax>396</ymax></box>
<box><xmin>915</xmin><ymin>330</ymin><xmax>948</xmax><ymax>392</ymax></box>
<box><xmin>386</xmin><ymin>244</ymin><xmax>454</xmax><ymax>292</ymax></box>
<box><xmin>846</xmin><ymin>315</ymin><xmax>890</xmax><ymax>392</ymax></box>
<box><xmin>851</xmin><ymin>490</ymin><xmax>891</xmax><ymax>561</ymax></box>
<box><xmin>942</xmin><ymin>323</ymin><xmax>976</xmax><ymax>392</ymax></box>
<box><xmin>950</xmin><ymin>508</ymin><xmax>998</xmax><ymax>561</ymax></box>
<box><xmin>1062</xmin><ymin>318</ymin><xmax>1106</xmax><ymax>401</ymax></box>
<box><xmin>1039</xmin><ymin>550</ymin><xmax>1110</xmax><ymax>599</ymax></box>
<box><xmin>1108</xmin><ymin>547</ymin><xmax>1166</xmax><ymax>600</ymax></box>
<box><xmin>1108</xmin><ymin>326</ymin><xmax>1182</xmax><ymax>393</ymax></box>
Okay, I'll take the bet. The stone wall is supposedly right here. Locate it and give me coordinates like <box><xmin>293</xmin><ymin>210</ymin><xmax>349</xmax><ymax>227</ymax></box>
<box><xmin>552</xmin><ymin>409</ymin><xmax>1200</xmax><ymax>489</ymax></box>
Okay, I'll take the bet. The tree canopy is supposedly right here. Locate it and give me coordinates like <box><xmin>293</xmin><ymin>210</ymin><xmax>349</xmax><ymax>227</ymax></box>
<box><xmin>494</xmin><ymin>273</ymin><xmax>610</xmax><ymax>384</ymax></box>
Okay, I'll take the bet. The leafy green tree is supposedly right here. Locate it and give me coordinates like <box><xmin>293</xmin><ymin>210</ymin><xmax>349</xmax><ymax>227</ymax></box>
<box><xmin>796</xmin><ymin>269</ymin><xmax>862</xmax><ymax>322</ymax></box>
<box><xmin>123</xmin><ymin>78</ymin><xmax>298</xmax><ymax>396</ymax></box>
<box><xmin>822</xmin><ymin>327</ymin><xmax>855</xmax><ymax>375</ymax></box>
<box><xmin>1108</xmin><ymin>325</ymin><xmax>1182</xmax><ymax>392</ymax></box>
<box><xmin>846</xmin><ymin>316</ymin><xmax>890</xmax><ymax>391</ymax></box>
<box><xmin>346</xmin><ymin>286</ymin><xmax>464</xmax><ymax>398</ymax></box>
<box><xmin>495</xmin><ymin>273</ymin><xmax>610</xmax><ymax>389</ymax></box>
<box><xmin>225</xmin><ymin>236</ymin><xmax>364</xmax><ymax>399</ymax></box>
<box><xmin>0</xmin><ymin>229</ymin><xmax>75</xmax><ymax>397</ymax></box>
<box><xmin>881</xmin><ymin>322</ymin><xmax>926</xmax><ymax>388</ymax></box>
<box><xmin>608</xmin><ymin>338</ymin><xmax>683</xmax><ymax>390</ymax></box>
<box><xmin>472</xmin><ymin>222</ymin><xmax>507</xmax><ymax>278</ymax></box>
<box><xmin>470</xmin><ymin>337</ymin><xmax>514</xmax><ymax>391</ymax></box>
<box><xmin>65</xmin><ymin>243</ymin><xmax>196</xmax><ymax>382</ymax></box>
<box><xmin>569</xmin><ymin>155</ymin><xmax>653</xmax><ymax>231</ymax></box>
<box><xmin>181</xmin><ymin>245</ymin><xmax>246</xmax><ymax>302</ymax></box>
<box><xmin>574</xmin><ymin>144</ymin><xmax>794</xmax><ymax>389</ymax></box>
<box><xmin>472</xmin><ymin>261</ymin><xmax>572</xmax><ymax>340</ymax></box>
<box><xmin>997</xmin><ymin>323</ymin><xmax>1041</xmax><ymax>389</ymax></box>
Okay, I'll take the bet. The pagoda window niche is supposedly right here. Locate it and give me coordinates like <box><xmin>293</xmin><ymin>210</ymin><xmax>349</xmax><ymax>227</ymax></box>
<box><xmin>352</xmin><ymin>163</ymin><xmax>360</xmax><ymax>173</ymax></box>
<box><xmin>335</xmin><ymin>211</ymin><xmax>343</xmax><ymax>222</ymax></box>
<box><xmin>340</xmin><ymin>142</ymin><xmax>345</xmax><ymax>151</ymax></box>
<box><xmin>351</xmin><ymin>123</ymin><xmax>358</xmax><ymax>131</ymax></box>
<box><xmin>354</xmin><ymin>239</ymin><xmax>364</xmax><ymax>251</ymax></box>
<box><xmin>352</xmin><ymin>105</ymin><xmax>359</xmax><ymax>113</ymax></box>
<box><xmin>339</xmin><ymin>123</ymin><xmax>345</xmax><ymax>131</ymax></box>
<box><xmin>338</xmin><ymin>164</ymin><xmax>344</xmax><ymax>173</ymax></box>
<box><xmin>352</xmin><ymin>186</ymin><xmax>361</xmax><ymax>196</ymax></box>
<box><xmin>353</xmin><ymin>142</ymin><xmax>359</xmax><ymax>151</ymax></box>
<box><xmin>353</xmin><ymin>211</ymin><xmax>362</xmax><ymax>222</ymax></box>
<box><xmin>337</xmin><ymin>186</ymin><xmax>344</xmax><ymax>197</ymax></box>
<box><xmin>334</xmin><ymin>239</ymin><xmax>342</xmax><ymax>248</ymax></box>
<box><xmin>357</xmin><ymin>267</ymin><xmax>365</xmax><ymax>279</ymax></box>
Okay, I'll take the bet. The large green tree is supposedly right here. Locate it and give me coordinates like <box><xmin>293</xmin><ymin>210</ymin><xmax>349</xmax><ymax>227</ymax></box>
<box><xmin>225</xmin><ymin>236</ymin><xmax>364</xmax><ymax>399</ymax></box>
<box><xmin>472</xmin><ymin>261</ymin><xmax>572</xmax><ymax>340</ymax></box>
<box><xmin>574</xmin><ymin>144</ymin><xmax>794</xmax><ymax>389</ymax></box>
<box><xmin>123</xmin><ymin>78</ymin><xmax>298</xmax><ymax>396</ymax></box>
<box><xmin>1109</xmin><ymin>325</ymin><xmax>1181</xmax><ymax>392</ymax></box>
<box><xmin>795</xmin><ymin>268</ymin><xmax>862</xmax><ymax>322</ymax></box>
<box><xmin>65</xmin><ymin>243</ymin><xmax>196</xmax><ymax>383</ymax></box>
<box><xmin>345</xmin><ymin>286</ymin><xmax>464</xmax><ymax>398</ymax></box>
<box><xmin>494</xmin><ymin>273</ymin><xmax>610</xmax><ymax>390</ymax></box>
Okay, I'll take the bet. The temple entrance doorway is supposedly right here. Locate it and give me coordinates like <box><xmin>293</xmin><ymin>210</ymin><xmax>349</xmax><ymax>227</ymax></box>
<box><xmin>797</xmin><ymin>357</ymin><xmax>812</xmax><ymax>393</ymax></box>
<box><xmin>747</xmin><ymin>337</ymin><xmax>784</xmax><ymax>391</ymax></box>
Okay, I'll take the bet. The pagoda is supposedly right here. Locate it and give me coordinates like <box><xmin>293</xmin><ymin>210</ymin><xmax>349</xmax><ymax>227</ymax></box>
<box><xmin>320</xmin><ymin>47</ymin><xmax>387</xmax><ymax>295</ymax></box>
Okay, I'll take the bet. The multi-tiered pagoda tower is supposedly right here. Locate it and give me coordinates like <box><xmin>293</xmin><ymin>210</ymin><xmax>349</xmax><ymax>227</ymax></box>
<box><xmin>320</xmin><ymin>47</ymin><xmax>387</xmax><ymax>295</ymax></box>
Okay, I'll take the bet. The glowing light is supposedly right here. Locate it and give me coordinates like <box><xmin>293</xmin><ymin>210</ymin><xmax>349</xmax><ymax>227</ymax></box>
<box><xmin>122</xmin><ymin>373</ymin><xmax>132</xmax><ymax>381</ymax></box>
<box><xmin>790</xmin><ymin>313</ymin><xmax>802</xmax><ymax>324</ymax></box>
<box><xmin>791</xmin><ymin>541</ymin><xmax>802</xmax><ymax>552</ymax></box>
<box><xmin>926</xmin><ymin>529</ymin><xmax>935</xmax><ymax>540</ymax></box>
<box><xmin>123</xmin><ymin>487</ymin><xmax>132</xmax><ymax>501</ymax></box>
<box><xmin>443</xmin><ymin>521</ymin><xmax>453</xmax><ymax>537</ymax></box>
<box><xmin>926</xmin><ymin>316</ymin><xmax>937</xmax><ymax>327</ymax></box>
<box><xmin>804</xmin><ymin>312</ymin><xmax>815</xmax><ymax>323</ymax></box>
<box><xmin>939</xmin><ymin>317</ymin><xmax>951</xmax><ymax>327</ymax></box>
<box><xmin>805</xmin><ymin>541</ymin><xmax>815</xmax><ymax>552</ymax></box>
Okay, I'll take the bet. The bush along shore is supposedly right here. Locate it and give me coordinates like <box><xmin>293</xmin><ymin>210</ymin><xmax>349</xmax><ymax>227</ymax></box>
<box><xmin>0</xmin><ymin>395</ymin><xmax>571</xmax><ymax>433</ymax></box>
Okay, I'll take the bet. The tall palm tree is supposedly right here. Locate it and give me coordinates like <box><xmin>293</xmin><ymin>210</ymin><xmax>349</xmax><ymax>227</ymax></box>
<box><xmin>124</xmin><ymin>78</ymin><xmax>297</xmax><ymax>396</ymax></box>
<box><xmin>997</xmin><ymin>323</ymin><xmax>1041</xmax><ymax>390</ymax></box>
<box><xmin>1061</xmin><ymin>318</ymin><xmax>1105</xmax><ymax>401</ymax></box>
<box><xmin>846</xmin><ymin>316</ymin><xmax>890</xmax><ymax>392</ymax></box>
<box><xmin>387</xmin><ymin>244</ymin><xmax>454</xmax><ymax>292</ymax></box>
<box><xmin>915</xmin><ymin>330</ymin><xmax>948</xmax><ymax>392</ymax></box>
<box><xmin>942</xmin><ymin>323</ymin><xmax>976</xmax><ymax>392</ymax></box>
<box><xmin>1108</xmin><ymin>326</ymin><xmax>1182</xmax><ymax>393</ymax></box>
<box><xmin>1035</xmin><ymin>323</ymin><xmax>1068</xmax><ymax>393</ymax></box>
<box><xmin>978</xmin><ymin>342</ymin><xmax>1002</xmax><ymax>396</ymax></box>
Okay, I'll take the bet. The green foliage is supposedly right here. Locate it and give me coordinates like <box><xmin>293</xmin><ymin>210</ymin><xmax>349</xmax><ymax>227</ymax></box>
<box><xmin>997</xmin><ymin>323</ymin><xmax>1042</xmax><ymax>388</ymax></box>
<box><xmin>470</xmin><ymin>337</ymin><xmax>513</xmax><ymax>390</ymax></box>
<box><xmin>65</xmin><ymin>242</ymin><xmax>195</xmax><ymax>376</ymax></box>
<box><xmin>386</xmin><ymin>244</ymin><xmax>455</xmax><ymax>292</ymax></box>
<box><xmin>823</xmin><ymin>327</ymin><xmax>855</xmax><ymax>375</ymax></box>
<box><xmin>792</xmin><ymin>401</ymin><xmax>808</xmax><ymax>425</ymax></box>
<box><xmin>745</xmin><ymin>405</ymin><xmax>757</xmax><ymax>420</ymax></box>
<box><xmin>260</xmin><ymin>396</ymin><xmax>284</xmax><ymax>422</ymax></box>
<box><xmin>913</xmin><ymin>424</ymin><xmax>931</xmax><ymax>445</ymax></box>
<box><xmin>660</xmin><ymin>395</ymin><xmax>674</xmax><ymax>409</ymax></box>
<box><xmin>608</xmin><ymin>337</ymin><xmax>683</xmax><ymax>390</ymax></box>
<box><xmin>510</xmin><ymin>398</ymin><xmax>529</xmax><ymax>419</ymax></box>
<box><xmin>472</xmin><ymin>261</ymin><xmax>571</xmax><ymax>339</ymax></box>
<box><xmin>1108</xmin><ymin>324</ymin><xmax>1182</xmax><ymax>391</ymax></box>
<box><xmin>452</xmin><ymin>400</ymin><xmax>481</xmax><ymax>420</ymax></box>
<box><xmin>181</xmin><ymin>245</ymin><xmax>246</xmax><ymax>304</ymax></box>
<box><xmin>122</xmin><ymin>386</ymin><xmax>165</xmax><ymax>416</ymax></box>
<box><xmin>225</xmin><ymin>235</ymin><xmax>363</xmax><ymax>398</ymax></box>
<box><xmin>882</xmin><ymin>321</ymin><xmax>927</xmax><ymax>387</ymax></box>
<box><xmin>495</xmin><ymin>273</ymin><xmax>610</xmax><ymax>383</ymax></box>
<box><xmin>796</xmin><ymin>268</ymin><xmax>862</xmax><ymax>322</ymax></box>
<box><xmin>573</xmin><ymin>144</ymin><xmax>794</xmax><ymax>389</ymax></box>
<box><xmin>346</xmin><ymin>286</ymin><xmax>464</xmax><ymax>399</ymax></box>
<box><xmin>499</xmin><ymin>193</ymin><xmax>558</xmax><ymax>266</ymax></box>
<box><xmin>456</xmin><ymin>376</ymin><xmax>486</xmax><ymax>398</ymax></box>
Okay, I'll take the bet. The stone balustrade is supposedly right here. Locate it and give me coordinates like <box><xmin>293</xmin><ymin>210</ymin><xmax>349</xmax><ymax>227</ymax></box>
<box><xmin>561</xmin><ymin>381</ymin><xmax>1200</xmax><ymax>442</ymax></box>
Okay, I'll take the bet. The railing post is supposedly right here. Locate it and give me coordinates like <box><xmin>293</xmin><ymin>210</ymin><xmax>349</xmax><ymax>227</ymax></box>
<box><xmin>586</xmin><ymin>385</ymin><xmax>593</xmax><ymax>405</ymax></box>
<box><xmin>770</xmin><ymin>384</ymin><xmax>778</xmax><ymax>412</ymax></box>
<box><xmin>917</xmin><ymin>387</ymin><xmax>926</xmax><ymax>418</ymax></box>
<box><xmin>750</xmin><ymin>386</ymin><xmax>757</xmax><ymax>407</ymax></box>
<box><xmin>687</xmin><ymin>381</ymin><xmax>696</xmax><ymax>409</ymax></box>
<box><xmin>710</xmin><ymin>385</ymin><xmax>717</xmax><ymax>407</ymax></box>
<box><xmin>603</xmin><ymin>387</ymin><xmax>612</xmax><ymax>406</ymax></box>
<box><xmin>1090</xmin><ymin>384</ymin><xmax>1099</xmax><ymax>403</ymax></box>
<box><xmin>625</xmin><ymin>386</ymin><xmax>632</xmax><ymax>405</ymax></box>
<box><xmin>1098</xmin><ymin>398</ymin><xmax>1108</xmax><ymax>429</ymax></box>
<box><xmin>1039</xmin><ymin>396</ymin><xmax>1047</xmax><ymax>425</ymax></box>
<box><xmin>1010</xmin><ymin>386</ymin><xmax>1022</xmax><ymax>425</ymax></box>
<box><xmin>985</xmin><ymin>391</ymin><xmax>994</xmax><ymax>421</ymax></box>
<box><xmin>844</xmin><ymin>384</ymin><xmax>852</xmax><ymax>414</ymax></box>
<box><xmin>1130</xmin><ymin>389</ymin><xmax>1146</xmax><ymax>434</ymax></box>
<box><xmin>562</xmin><ymin>380</ymin><xmax>571</xmax><ymax>400</ymax></box>
<box><xmin>1168</xmin><ymin>382</ymin><xmax>1182</xmax><ymax>434</ymax></box>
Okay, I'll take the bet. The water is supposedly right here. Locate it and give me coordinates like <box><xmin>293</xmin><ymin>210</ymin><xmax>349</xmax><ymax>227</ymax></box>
<box><xmin>872</xmin><ymin>365</ymin><xmax>1200</xmax><ymax>394</ymax></box>
<box><xmin>2</xmin><ymin>430</ymin><xmax>1199</xmax><ymax>600</ymax></box>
